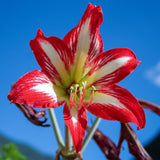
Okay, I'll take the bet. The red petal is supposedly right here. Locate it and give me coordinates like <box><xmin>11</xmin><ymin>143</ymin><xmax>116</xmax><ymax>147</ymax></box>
<box><xmin>63</xmin><ymin>104</ymin><xmax>87</xmax><ymax>153</ymax></box>
<box><xmin>63</xmin><ymin>3</ymin><xmax>103</xmax><ymax>65</ymax></box>
<box><xmin>30</xmin><ymin>29</ymin><xmax>71</xmax><ymax>85</ymax></box>
<box><xmin>8</xmin><ymin>70</ymin><xmax>58</xmax><ymax>108</ymax></box>
<box><xmin>86</xmin><ymin>48</ymin><xmax>140</xmax><ymax>86</ymax></box>
<box><xmin>86</xmin><ymin>85</ymin><xmax>145</xmax><ymax>129</ymax></box>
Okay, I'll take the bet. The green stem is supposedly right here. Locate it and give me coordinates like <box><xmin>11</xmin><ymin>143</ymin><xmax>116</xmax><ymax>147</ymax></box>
<box><xmin>48</xmin><ymin>108</ymin><xmax>65</xmax><ymax>148</ymax></box>
<box><xmin>65</xmin><ymin>125</ymin><xmax>73</xmax><ymax>152</ymax></box>
<box><xmin>81</xmin><ymin>117</ymin><xmax>101</xmax><ymax>153</ymax></box>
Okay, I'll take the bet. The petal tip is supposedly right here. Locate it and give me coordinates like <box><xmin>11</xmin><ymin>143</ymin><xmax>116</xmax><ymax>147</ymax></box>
<box><xmin>136</xmin><ymin>106</ymin><xmax>146</xmax><ymax>130</ymax></box>
<box><xmin>10</xmin><ymin>100</ymin><xmax>13</xmax><ymax>104</ymax></box>
<box><xmin>8</xmin><ymin>91</ymin><xmax>13</xmax><ymax>102</ymax></box>
<box><xmin>37</xmin><ymin>28</ymin><xmax>44</xmax><ymax>37</ymax></box>
<box><xmin>30</xmin><ymin>29</ymin><xmax>44</xmax><ymax>45</ymax></box>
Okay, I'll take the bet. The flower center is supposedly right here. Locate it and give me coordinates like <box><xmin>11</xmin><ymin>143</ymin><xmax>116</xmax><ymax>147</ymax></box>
<box><xmin>68</xmin><ymin>81</ymin><xmax>95</xmax><ymax>109</ymax></box>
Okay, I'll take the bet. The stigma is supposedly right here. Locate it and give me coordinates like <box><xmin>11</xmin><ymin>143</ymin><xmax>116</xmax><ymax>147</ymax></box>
<box><xmin>69</xmin><ymin>81</ymin><xmax>96</xmax><ymax>109</ymax></box>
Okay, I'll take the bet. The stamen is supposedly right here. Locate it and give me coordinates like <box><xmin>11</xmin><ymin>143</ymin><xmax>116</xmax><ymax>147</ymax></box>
<box><xmin>78</xmin><ymin>81</ymin><xmax>87</xmax><ymax>109</ymax></box>
<box><xmin>74</xmin><ymin>84</ymin><xmax>79</xmax><ymax>106</ymax></box>
<box><xmin>78</xmin><ymin>87</ymin><xmax>83</xmax><ymax>107</ymax></box>
<box><xmin>70</xmin><ymin>86</ymin><xmax>74</xmax><ymax>108</ymax></box>
<box><xmin>81</xmin><ymin>81</ymin><xmax>87</xmax><ymax>101</ymax></box>
<box><xmin>85</xmin><ymin>86</ymin><xmax>96</xmax><ymax>109</ymax></box>
<box><xmin>86</xmin><ymin>91</ymin><xmax>94</xmax><ymax>108</ymax></box>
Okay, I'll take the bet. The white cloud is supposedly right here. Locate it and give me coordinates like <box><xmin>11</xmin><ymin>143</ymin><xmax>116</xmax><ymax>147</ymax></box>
<box><xmin>146</xmin><ymin>62</ymin><xmax>160</xmax><ymax>87</ymax></box>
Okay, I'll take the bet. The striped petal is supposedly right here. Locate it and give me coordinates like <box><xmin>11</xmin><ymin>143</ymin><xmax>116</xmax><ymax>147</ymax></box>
<box><xmin>86</xmin><ymin>85</ymin><xmax>145</xmax><ymax>129</ymax></box>
<box><xmin>8</xmin><ymin>70</ymin><xmax>59</xmax><ymax>108</ymax></box>
<box><xmin>63</xmin><ymin>3</ymin><xmax>103</xmax><ymax>82</ymax></box>
<box><xmin>30</xmin><ymin>29</ymin><xmax>71</xmax><ymax>87</ymax></box>
<box><xmin>85</xmin><ymin>48</ymin><xmax>140</xmax><ymax>87</ymax></box>
<box><xmin>63</xmin><ymin>104</ymin><xmax>87</xmax><ymax>153</ymax></box>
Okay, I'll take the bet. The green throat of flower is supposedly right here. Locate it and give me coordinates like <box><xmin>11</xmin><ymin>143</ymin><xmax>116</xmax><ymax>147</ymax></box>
<box><xmin>66</xmin><ymin>81</ymin><xmax>96</xmax><ymax>109</ymax></box>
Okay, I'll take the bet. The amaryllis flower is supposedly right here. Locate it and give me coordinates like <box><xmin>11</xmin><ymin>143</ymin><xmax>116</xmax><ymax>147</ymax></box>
<box><xmin>8</xmin><ymin>3</ymin><xmax>145</xmax><ymax>153</ymax></box>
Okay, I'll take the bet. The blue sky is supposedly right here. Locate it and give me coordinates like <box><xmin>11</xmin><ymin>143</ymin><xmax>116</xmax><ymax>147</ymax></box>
<box><xmin>0</xmin><ymin>0</ymin><xmax>160</xmax><ymax>159</ymax></box>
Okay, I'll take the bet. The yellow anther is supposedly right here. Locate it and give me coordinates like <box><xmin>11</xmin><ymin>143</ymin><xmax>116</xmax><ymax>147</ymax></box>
<box><xmin>79</xmin><ymin>86</ymin><xmax>83</xmax><ymax>94</ymax></box>
<box><xmin>91</xmin><ymin>85</ymin><xmax>96</xmax><ymax>91</ymax></box>
<box><xmin>70</xmin><ymin>86</ymin><xmax>74</xmax><ymax>91</ymax></box>
<box><xmin>74</xmin><ymin>84</ymin><xmax>79</xmax><ymax>88</ymax></box>
<box><xmin>69</xmin><ymin>82</ymin><xmax>88</xmax><ymax>109</ymax></box>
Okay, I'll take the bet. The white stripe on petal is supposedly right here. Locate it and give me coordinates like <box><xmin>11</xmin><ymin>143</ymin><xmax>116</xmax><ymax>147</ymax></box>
<box><xmin>70</xmin><ymin>107</ymin><xmax>78</xmax><ymax>124</ymax></box>
<box><xmin>87</xmin><ymin>57</ymin><xmax>131</xmax><ymax>85</ymax></box>
<box><xmin>77</xmin><ymin>18</ymin><xmax>91</xmax><ymax>53</ymax></box>
<box><xmin>39</xmin><ymin>39</ymin><xmax>70</xmax><ymax>86</ymax></box>
<box><xmin>32</xmin><ymin>82</ymin><xmax>57</xmax><ymax>101</ymax></box>
<box><xmin>98</xmin><ymin>57</ymin><xmax>131</xmax><ymax>76</ymax></box>
<box><xmin>92</xmin><ymin>92</ymin><xmax>126</xmax><ymax>109</ymax></box>
<box><xmin>72</xmin><ymin>18</ymin><xmax>92</xmax><ymax>82</ymax></box>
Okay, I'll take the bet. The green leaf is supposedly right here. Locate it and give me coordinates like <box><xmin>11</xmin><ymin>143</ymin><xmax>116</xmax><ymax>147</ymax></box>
<box><xmin>0</xmin><ymin>143</ymin><xmax>26</xmax><ymax>160</ymax></box>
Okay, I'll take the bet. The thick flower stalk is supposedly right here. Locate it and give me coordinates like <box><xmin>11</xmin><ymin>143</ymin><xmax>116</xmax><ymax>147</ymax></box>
<box><xmin>8</xmin><ymin>3</ymin><xmax>145</xmax><ymax>153</ymax></box>
<box><xmin>87</xmin><ymin>126</ymin><xmax>120</xmax><ymax>160</ymax></box>
<box><xmin>118</xmin><ymin>123</ymin><xmax>152</xmax><ymax>160</ymax></box>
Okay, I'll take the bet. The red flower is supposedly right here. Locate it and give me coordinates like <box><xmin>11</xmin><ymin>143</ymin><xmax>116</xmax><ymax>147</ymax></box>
<box><xmin>8</xmin><ymin>3</ymin><xmax>145</xmax><ymax>153</ymax></box>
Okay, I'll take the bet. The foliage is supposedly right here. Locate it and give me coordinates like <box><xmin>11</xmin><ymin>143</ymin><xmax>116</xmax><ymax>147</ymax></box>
<box><xmin>0</xmin><ymin>143</ymin><xmax>26</xmax><ymax>160</ymax></box>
